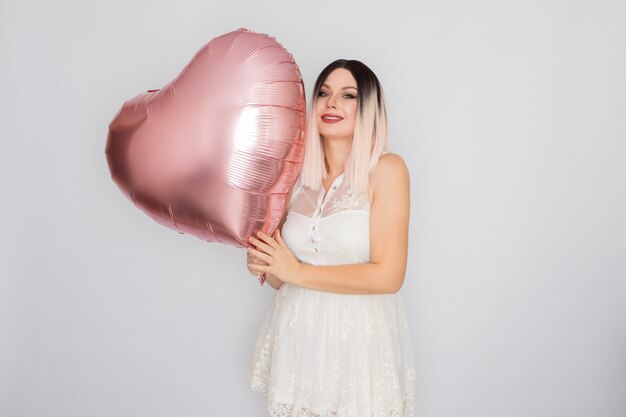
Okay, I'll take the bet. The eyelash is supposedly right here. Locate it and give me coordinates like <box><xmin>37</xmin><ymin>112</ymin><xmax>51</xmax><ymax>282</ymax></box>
<box><xmin>318</xmin><ymin>91</ymin><xmax>357</xmax><ymax>99</ymax></box>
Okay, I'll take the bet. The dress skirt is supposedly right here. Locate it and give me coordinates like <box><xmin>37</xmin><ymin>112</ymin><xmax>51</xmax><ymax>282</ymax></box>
<box><xmin>247</xmin><ymin>282</ymin><xmax>417</xmax><ymax>417</ymax></box>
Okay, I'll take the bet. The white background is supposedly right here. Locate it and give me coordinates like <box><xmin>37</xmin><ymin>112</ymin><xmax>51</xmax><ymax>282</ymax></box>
<box><xmin>1</xmin><ymin>0</ymin><xmax>624</xmax><ymax>416</ymax></box>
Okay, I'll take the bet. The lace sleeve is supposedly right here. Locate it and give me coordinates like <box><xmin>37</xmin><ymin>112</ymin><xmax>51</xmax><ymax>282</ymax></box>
<box><xmin>288</xmin><ymin>182</ymin><xmax>304</xmax><ymax>210</ymax></box>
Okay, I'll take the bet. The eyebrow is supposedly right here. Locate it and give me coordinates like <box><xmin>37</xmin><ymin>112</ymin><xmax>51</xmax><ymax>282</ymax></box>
<box><xmin>321</xmin><ymin>83</ymin><xmax>358</xmax><ymax>90</ymax></box>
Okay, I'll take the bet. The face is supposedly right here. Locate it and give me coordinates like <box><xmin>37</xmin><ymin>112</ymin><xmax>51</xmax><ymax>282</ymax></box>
<box><xmin>316</xmin><ymin>68</ymin><xmax>358</xmax><ymax>140</ymax></box>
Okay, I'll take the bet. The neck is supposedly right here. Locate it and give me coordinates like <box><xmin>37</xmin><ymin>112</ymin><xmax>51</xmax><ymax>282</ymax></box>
<box><xmin>322</xmin><ymin>135</ymin><xmax>352</xmax><ymax>177</ymax></box>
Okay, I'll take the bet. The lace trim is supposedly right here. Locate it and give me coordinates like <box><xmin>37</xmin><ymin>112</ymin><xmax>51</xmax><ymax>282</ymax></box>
<box><xmin>254</xmin><ymin>400</ymin><xmax>416</xmax><ymax>417</ymax></box>
<box><xmin>248</xmin><ymin>378</ymin><xmax>417</xmax><ymax>417</ymax></box>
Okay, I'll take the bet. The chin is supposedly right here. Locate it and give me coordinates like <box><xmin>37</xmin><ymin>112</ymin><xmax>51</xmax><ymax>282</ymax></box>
<box><xmin>318</xmin><ymin>127</ymin><xmax>347</xmax><ymax>138</ymax></box>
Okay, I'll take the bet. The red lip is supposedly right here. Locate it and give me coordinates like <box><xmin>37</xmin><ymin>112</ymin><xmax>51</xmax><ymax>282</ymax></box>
<box><xmin>321</xmin><ymin>113</ymin><xmax>343</xmax><ymax>119</ymax></box>
<box><xmin>321</xmin><ymin>113</ymin><xmax>343</xmax><ymax>124</ymax></box>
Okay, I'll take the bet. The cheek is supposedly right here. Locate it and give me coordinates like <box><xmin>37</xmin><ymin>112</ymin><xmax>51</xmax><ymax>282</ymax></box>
<box><xmin>348</xmin><ymin>104</ymin><xmax>358</xmax><ymax>121</ymax></box>
<box><xmin>316</xmin><ymin>101</ymin><xmax>326</xmax><ymax>115</ymax></box>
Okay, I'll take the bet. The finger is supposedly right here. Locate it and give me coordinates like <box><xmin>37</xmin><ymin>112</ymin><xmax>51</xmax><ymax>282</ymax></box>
<box><xmin>248</xmin><ymin>248</ymin><xmax>273</xmax><ymax>265</ymax></box>
<box><xmin>247</xmin><ymin>246</ymin><xmax>271</xmax><ymax>263</ymax></box>
<box><xmin>249</xmin><ymin>263</ymin><xmax>268</xmax><ymax>273</ymax></box>
<box><xmin>274</xmin><ymin>229</ymin><xmax>286</xmax><ymax>246</ymax></box>
<box><xmin>247</xmin><ymin>251</ymin><xmax>267</xmax><ymax>264</ymax></box>
<box><xmin>249</xmin><ymin>268</ymin><xmax>264</xmax><ymax>276</ymax></box>
<box><xmin>248</xmin><ymin>263</ymin><xmax>263</xmax><ymax>275</ymax></box>
<box><xmin>255</xmin><ymin>230</ymin><xmax>279</xmax><ymax>250</ymax></box>
<box><xmin>249</xmin><ymin>235</ymin><xmax>276</xmax><ymax>256</ymax></box>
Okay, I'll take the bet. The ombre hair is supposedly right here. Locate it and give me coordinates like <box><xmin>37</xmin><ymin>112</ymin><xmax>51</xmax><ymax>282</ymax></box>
<box><xmin>296</xmin><ymin>59</ymin><xmax>390</xmax><ymax>196</ymax></box>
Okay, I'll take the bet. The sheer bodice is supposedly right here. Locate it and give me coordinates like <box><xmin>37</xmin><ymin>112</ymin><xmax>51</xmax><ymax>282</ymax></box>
<box><xmin>282</xmin><ymin>172</ymin><xmax>371</xmax><ymax>267</ymax></box>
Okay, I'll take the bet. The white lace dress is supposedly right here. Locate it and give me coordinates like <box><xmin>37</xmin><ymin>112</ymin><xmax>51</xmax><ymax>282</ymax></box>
<box><xmin>247</xmin><ymin>171</ymin><xmax>417</xmax><ymax>417</ymax></box>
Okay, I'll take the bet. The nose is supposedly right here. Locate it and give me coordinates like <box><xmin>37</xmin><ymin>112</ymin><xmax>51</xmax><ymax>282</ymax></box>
<box><xmin>326</xmin><ymin>95</ymin><xmax>337</xmax><ymax>109</ymax></box>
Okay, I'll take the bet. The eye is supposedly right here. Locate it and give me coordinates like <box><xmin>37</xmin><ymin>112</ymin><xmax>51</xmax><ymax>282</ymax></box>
<box><xmin>318</xmin><ymin>91</ymin><xmax>357</xmax><ymax>99</ymax></box>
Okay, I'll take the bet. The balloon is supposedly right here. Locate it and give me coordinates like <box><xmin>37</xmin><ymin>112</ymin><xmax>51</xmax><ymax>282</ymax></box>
<box><xmin>105</xmin><ymin>28</ymin><xmax>306</xmax><ymax>255</ymax></box>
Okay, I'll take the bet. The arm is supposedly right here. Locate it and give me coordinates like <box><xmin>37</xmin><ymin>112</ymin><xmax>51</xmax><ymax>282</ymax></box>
<box><xmin>292</xmin><ymin>154</ymin><xmax>410</xmax><ymax>295</ymax></box>
<box><xmin>264</xmin><ymin>272</ymin><xmax>284</xmax><ymax>290</ymax></box>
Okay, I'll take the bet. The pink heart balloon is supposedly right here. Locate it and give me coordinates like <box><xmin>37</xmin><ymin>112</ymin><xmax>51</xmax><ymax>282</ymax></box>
<box><xmin>105</xmin><ymin>28</ymin><xmax>306</xmax><ymax>249</ymax></box>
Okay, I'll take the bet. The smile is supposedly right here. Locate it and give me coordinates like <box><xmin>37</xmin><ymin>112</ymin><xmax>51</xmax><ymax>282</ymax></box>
<box><xmin>321</xmin><ymin>114</ymin><xmax>344</xmax><ymax>123</ymax></box>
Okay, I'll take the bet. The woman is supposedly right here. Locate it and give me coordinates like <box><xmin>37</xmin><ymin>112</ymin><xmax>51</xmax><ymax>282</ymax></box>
<box><xmin>246</xmin><ymin>59</ymin><xmax>416</xmax><ymax>417</ymax></box>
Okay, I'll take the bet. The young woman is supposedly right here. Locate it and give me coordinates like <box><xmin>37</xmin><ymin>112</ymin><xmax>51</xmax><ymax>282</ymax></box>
<box><xmin>245</xmin><ymin>59</ymin><xmax>416</xmax><ymax>416</ymax></box>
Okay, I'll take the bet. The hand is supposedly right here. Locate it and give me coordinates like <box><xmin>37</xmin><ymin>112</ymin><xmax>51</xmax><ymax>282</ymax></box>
<box><xmin>247</xmin><ymin>251</ymin><xmax>267</xmax><ymax>277</ymax></box>
<box><xmin>247</xmin><ymin>250</ymin><xmax>285</xmax><ymax>288</ymax></box>
<box><xmin>247</xmin><ymin>250</ymin><xmax>268</xmax><ymax>285</ymax></box>
<box><xmin>247</xmin><ymin>229</ymin><xmax>302</xmax><ymax>285</ymax></box>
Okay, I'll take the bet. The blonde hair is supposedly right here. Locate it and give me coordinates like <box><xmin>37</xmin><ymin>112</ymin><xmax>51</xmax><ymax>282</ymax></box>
<box><xmin>297</xmin><ymin>59</ymin><xmax>390</xmax><ymax>195</ymax></box>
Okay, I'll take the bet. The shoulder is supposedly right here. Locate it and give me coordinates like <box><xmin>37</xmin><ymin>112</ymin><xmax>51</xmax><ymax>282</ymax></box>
<box><xmin>370</xmin><ymin>153</ymin><xmax>410</xmax><ymax>198</ymax></box>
